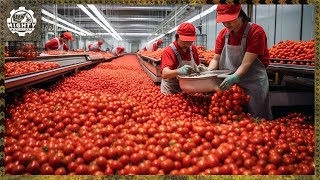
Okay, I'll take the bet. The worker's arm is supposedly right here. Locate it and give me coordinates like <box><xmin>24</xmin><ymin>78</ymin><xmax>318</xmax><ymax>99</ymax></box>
<box><xmin>207</xmin><ymin>54</ymin><xmax>221</xmax><ymax>70</ymax></box>
<box><xmin>162</xmin><ymin>67</ymin><xmax>180</xmax><ymax>79</ymax></box>
<box><xmin>63</xmin><ymin>43</ymin><xmax>69</xmax><ymax>51</ymax></box>
<box><xmin>162</xmin><ymin>65</ymin><xmax>194</xmax><ymax>79</ymax></box>
<box><xmin>233</xmin><ymin>52</ymin><xmax>258</xmax><ymax>78</ymax></box>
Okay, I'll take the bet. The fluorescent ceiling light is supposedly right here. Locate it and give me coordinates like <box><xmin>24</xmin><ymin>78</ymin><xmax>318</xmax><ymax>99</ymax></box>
<box><xmin>42</xmin><ymin>17</ymin><xmax>86</xmax><ymax>36</ymax></box>
<box><xmin>147</xmin><ymin>34</ymin><xmax>165</xmax><ymax>44</ymax></box>
<box><xmin>186</xmin><ymin>5</ymin><xmax>217</xmax><ymax>23</ymax></box>
<box><xmin>87</xmin><ymin>4</ymin><xmax>122</xmax><ymax>41</ymax></box>
<box><xmin>41</xmin><ymin>9</ymin><xmax>93</xmax><ymax>36</ymax></box>
<box><xmin>168</xmin><ymin>26</ymin><xmax>179</xmax><ymax>34</ymax></box>
<box><xmin>77</xmin><ymin>4</ymin><xmax>119</xmax><ymax>40</ymax></box>
<box><xmin>168</xmin><ymin>5</ymin><xmax>217</xmax><ymax>34</ymax></box>
<box><xmin>95</xmin><ymin>33</ymin><xmax>158</xmax><ymax>36</ymax></box>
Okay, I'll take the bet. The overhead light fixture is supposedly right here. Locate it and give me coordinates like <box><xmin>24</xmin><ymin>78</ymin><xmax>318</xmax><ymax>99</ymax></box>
<box><xmin>77</xmin><ymin>4</ymin><xmax>120</xmax><ymax>40</ymax></box>
<box><xmin>87</xmin><ymin>5</ymin><xmax>122</xmax><ymax>41</ymax></box>
<box><xmin>41</xmin><ymin>9</ymin><xmax>93</xmax><ymax>36</ymax></box>
<box><xmin>168</xmin><ymin>5</ymin><xmax>217</xmax><ymax>34</ymax></box>
<box><xmin>41</xmin><ymin>17</ymin><xmax>86</xmax><ymax>36</ymax></box>
<box><xmin>168</xmin><ymin>26</ymin><xmax>179</xmax><ymax>34</ymax></box>
<box><xmin>186</xmin><ymin>5</ymin><xmax>217</xmax><ymax>23</ymax></box>
<box><xmin>147</xmin><ymin>34</ymin><xmax>165</xmax><ymax>44</ymax></box>
<box><xmin>95</xmin><ymin>33</ymin><xmax>158</xmax><ymax>36</ymax></box>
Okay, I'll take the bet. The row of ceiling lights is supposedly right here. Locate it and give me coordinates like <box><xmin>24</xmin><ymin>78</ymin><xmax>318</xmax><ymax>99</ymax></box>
<box><xmin>42</xmin><ymin>5</ymin><xmax>217</xmax><ymax>42</ymax></box>
<box><xmin>146</xmin><ymin>5</ymin><xmax>217</xmax><ymax>44</ymax></box>
<box><xmin>42</xmin><ymin>5</ymin><xmax>122</xmax><ymax>40</ymax></box>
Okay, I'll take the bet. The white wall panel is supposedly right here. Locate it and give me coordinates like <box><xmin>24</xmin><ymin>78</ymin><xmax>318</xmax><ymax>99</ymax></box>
<box><xmin>275</xmin><ymin>5</ymin><xmax>302</xmax><ymax>43</ymax></box>
<box><xmin>204</xmin><ymin>10</ymin><xmax>217</xmax><ymax>50</ymax></box>
<box><xmin>302</xmin><ymin>4</ymin><xmax>314</xmax><ymax>41</ymax></box>
<box><xmin>253</xmin><ymin>5</ymin><xmax>276</xmax><ymax>48</ymax></box>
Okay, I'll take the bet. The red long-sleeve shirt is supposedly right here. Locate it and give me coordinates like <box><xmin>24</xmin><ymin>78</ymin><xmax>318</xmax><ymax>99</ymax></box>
<box><xmin>45</xmin><ymin>38</ymin><xmax>69</xmax><ymax>51</ymax></box>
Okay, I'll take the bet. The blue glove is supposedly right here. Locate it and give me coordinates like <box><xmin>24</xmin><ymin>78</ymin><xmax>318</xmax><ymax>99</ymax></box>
<box><xmin>177</xmin><ymin>65</ymin><xmax>194</xmax><ymax>75</ymax></box>
<box><xmin>219</xmin><ymin>74</ymin><xmax>240</xmax><ymax>90</ymax></box>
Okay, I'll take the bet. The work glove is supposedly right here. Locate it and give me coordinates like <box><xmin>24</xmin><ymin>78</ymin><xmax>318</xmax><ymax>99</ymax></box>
<box><xmin>195</xmin><ymin>64</ymin><xmax>208</xmax><ymax>73</ymax></box>
<box><xmin>219</xmin><ymin>74</ymin><xmax>240</xmax><ymax>91</ymax></box>
<box><xmin>177</xmin><ymin>65</ymin><xmax>194</xmax><ymax>75</ymax></box>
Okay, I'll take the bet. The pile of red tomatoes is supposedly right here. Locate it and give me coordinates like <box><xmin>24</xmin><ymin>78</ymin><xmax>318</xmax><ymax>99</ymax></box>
<box><xmin>5</xmin><ymin>61</ymin><xmax>60</xmax><ymax>77</ymax></box>
<box><xmin>5</xmin><ymin>55</ymin><xmax>314</xmax><ymax>175</ymax></box>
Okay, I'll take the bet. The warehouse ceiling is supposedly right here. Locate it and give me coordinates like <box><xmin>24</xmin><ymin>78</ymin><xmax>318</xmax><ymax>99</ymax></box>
<box><xmin>42</xmin><ymin>4</ymin><xmax>207</xmax><ymax>42</ymax></box>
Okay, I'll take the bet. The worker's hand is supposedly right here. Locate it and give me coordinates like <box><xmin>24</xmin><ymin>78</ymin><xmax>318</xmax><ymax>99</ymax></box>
<box><xmin>177</xmin><ymin>65</ymin><xmax>194</xmax><ymax>75</ymax></box>
<box><xmin>219</xmin><ymin>74</ymin><xmax>240</xmax><ymax>91</ymax></box>
<box><xmin>195</xmin><ymin>64</ymin><xmax>208</xmax><ymax>73</ymax></box>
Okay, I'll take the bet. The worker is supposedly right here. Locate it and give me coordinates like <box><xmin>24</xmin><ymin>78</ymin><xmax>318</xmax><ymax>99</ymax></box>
<box><xmin>160</xmin><ymin>22</ymin><xmax>201</xmax><ymax>94</ymax></box>
<box><xmin>88</xmin><ymin>40</ymin><xmax>104</xmax><ymax>52</ymax></box>
<box><xmin>144</xmin><ymin>39</ymin><xmax>163</xmax><ymax>52</ymax></box>
<box><xmin>112</xmin><ymin>47</ymin><xmax>125</xmax><ymax>56</ymax></box>
<box><xmin>45</xmin><ymin>31</ymin><xmax>74</xmax><ymax>51</ymax></box>
<box><xmin>207</xmin><ymin>4</ymin><xmax>272</xmax><ymax>119</ymax></box>
<box><xmin>152</xmin><ymin>38</ymin><xmax>163</xmax><ymax>51</ymax></box>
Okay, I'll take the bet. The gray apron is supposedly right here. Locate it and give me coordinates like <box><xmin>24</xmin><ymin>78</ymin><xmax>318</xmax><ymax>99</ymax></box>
<box><xmin>219</xmin><ymin>23</ymin><xmax>273</xmax><ymax>120</ymax></box>
<box><xmin>161</xmin><ymin>43</ymin><xmax>198</xmax><ymax>94</ymax></box>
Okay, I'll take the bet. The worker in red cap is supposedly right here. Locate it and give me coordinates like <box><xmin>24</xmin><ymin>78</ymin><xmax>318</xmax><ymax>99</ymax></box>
<box><xmin>45</xmin><ymin>31</ymin><xmax>74</xmax><ymax>51</ymax></box>
<box><xmin>152</xmin><ymin>38</ymin><xmax>163</xmax><ymax>51</ymax></box>
<box><xmin>207</xmin><ymin>4</ymin><xmax>272</xmax><ymax>119</ymax></box>
<box><xmin>143</xmin><ymin>38</ymin><xmax>163</xmax><ymax>52</ymax></box>
<box><xmin>112</xmin><ymin>46</ymin><xmax>125</xmax><ymax>56</ymax></box>
<box><xmin>160</xmin><ymin>22</ymin><xmax>202</xmax><ymax>94</ymax></box>
<box><xmin>88</xmin><ymin>40</ymin><xmax>104</xmax><ymax>52</ymax></box>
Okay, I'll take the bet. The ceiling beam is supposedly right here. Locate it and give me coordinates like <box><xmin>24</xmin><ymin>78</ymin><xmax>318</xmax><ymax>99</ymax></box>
<box><xmin>55</xmin><ymin>5</ymin><xmax>174</xmax><ymax>11</ymax></box>
<box><xmin>71</xmin><ymin>16</ymin><xmax>164</xmax><ymax>22</ymax></box>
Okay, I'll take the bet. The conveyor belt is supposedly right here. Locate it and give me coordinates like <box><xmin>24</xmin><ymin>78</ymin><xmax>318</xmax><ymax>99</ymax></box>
<box><xmin>137</xmin><ymin>54</ymin><xmax>162</xmax><ymax>83</ymax></box>
<box><xmin>34</xmin><ymin>54</ymin><xmax>88</xmax><ymax>67</ymax></box>
<box><xmin>140</xmin><ymin>62</ymin><xmax>162</xmax><ymax>83</ymax></box>
<box><xmin>5</xmin><ymin>61</ymin><xmax>92</xmax><ymax>92</ymax></box>
<box><xmin>138</xmin><ymin>54</ymin><xmax>161</xmax><ymax>66</ymax></box>
<box><xmin>269</xmin><ymin>91</ymin><xmax>314</xmax><ymax>106</ymax></box>
<box><xmin>267</xmin><ymin>63</ymin><xmax>314</xmax><ymax>75</ymax></box>
<box><xmin>5</xmin><ymin>57</ymin><xmax>25</xmax><ymax>62</ymax></box>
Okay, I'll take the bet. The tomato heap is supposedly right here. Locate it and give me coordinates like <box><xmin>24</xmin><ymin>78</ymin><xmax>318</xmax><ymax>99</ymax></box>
<box><xmin>139</xmin><ymin>49</ymin><xmax>164</xmax><ymax>60</ymax></box>
<box><xmin>40</xmin><ymin>51</ymin><xmax>115</xmax><ymax>59</ymax></box>
<box><xmin>269</xmin><ymin>39</ymin><xmax>315</xmax><ymax>65</ymax></box>
<box><xmin>41</xmin><ymin>51</ymin><xmax>68</xmax><ymax>56</ymax></box>
<box><xmin>201</xmin><ymin>50</ymin><xmax>215</xmax><ymax>64</ymax></box>
<box><xmin>5</xmin><ymin>61</ymin><xmax>60</xmax><ymax>77</ymax></box>
<box><xmin>197</xmin><ymin>46</ymin><xmax>215</xmax><ymax>65</ymax></box>
<box><xmin>99</xmin><ymin>52</ymin><xmax>114</xmax><ymax>59</ymax></box>
<box><xmin>5</xmin><ymin>55</ymin><xmax>314</xmax><ymax>175</ymax></box>
<box><xmin>208</xmin><ymin>85</ymin><xmax>250</xmax><ymax>124</ymax></box>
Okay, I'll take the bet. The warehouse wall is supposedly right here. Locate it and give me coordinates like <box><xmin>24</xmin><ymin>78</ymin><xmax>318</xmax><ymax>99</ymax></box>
<box><xmin>131</xmin><ymin>42</ymin><xmax>139</xmax><ymax>53</ymax></box>
<box><xmin>97</xmin><ymin>39</ymin><xmax>131</xmax><ymax>52</ymax></box>
<box><xmin>275</xmin><ymin>5</ymin><xmax>302</xmax><ymax>43</ymax></box>
<box><xmin>302</xmin><ymin>5</ymin><xmax>314</xmax><ymax>40</ymax></box>
<box><xmin>253</xmin><ymin>5</ymin><xmax>277</xmax><ymax>48</ymax></box>
<box><xmin>139</xmin><ymin>4</ymin><xmax>314</xmax><ymax>51</ymax></box>
<box><xmin>253</xmin><ymin>4</ymin><xmax>314</xmax><ymax>46</ymax></box>
<box><xmin>200</xmin><ymin>4</ymin><xmax>314</xmax><ymax>51</ymax></box>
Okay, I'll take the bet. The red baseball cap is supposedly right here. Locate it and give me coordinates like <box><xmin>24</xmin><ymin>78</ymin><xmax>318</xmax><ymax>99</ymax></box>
<box><xmin>177</xmin><ymin>22</ymin><xmax>196</xmax><ymax>42</ymax></box>
<box><xmin>216</xmin><ymin>4</ymin><xmax>242</xmax><ymax>23</ymax></box>
<box><xmin>98</xmin><ymin>40</ymin><xmax>103</xmax><ymax>45</ymax></box>
<box><xmin>157</xmin><ymin>38</ymin><xmax>163</xmax><ymax>44</ymax></box>
<box><xmin>63</xmin><ymin>32</ymin><xmax>74</xmax><ymax>41</ymax></box>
